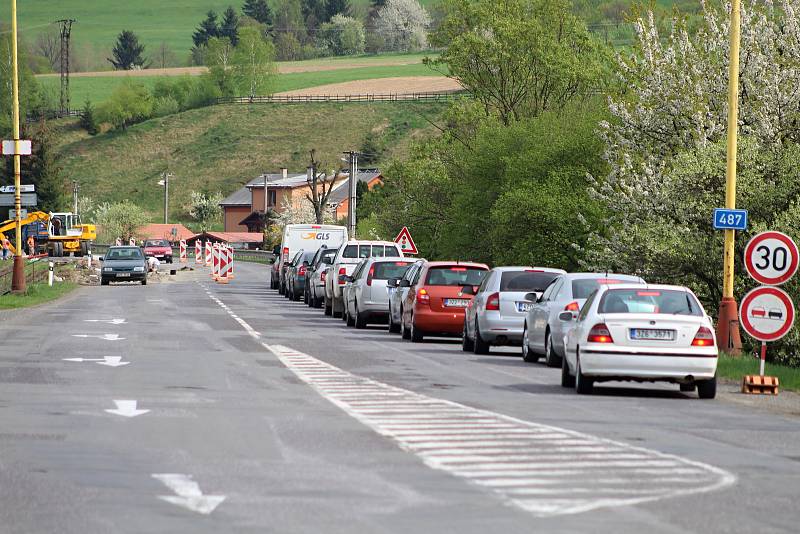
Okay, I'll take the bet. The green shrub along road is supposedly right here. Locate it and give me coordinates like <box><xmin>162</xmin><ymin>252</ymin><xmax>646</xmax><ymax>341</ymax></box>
<box><xmin>0</xmin><ymin>282</ymin><xmax>78</xmax><ymax>309</ymax></box>
<box><xmin>717</xmin><ymin>353</ymin><xmax>800</xmax><ymax>392</ymax></box>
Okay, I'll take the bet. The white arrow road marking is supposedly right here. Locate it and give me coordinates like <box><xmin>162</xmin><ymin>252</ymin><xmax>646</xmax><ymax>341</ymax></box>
<box><xmin>73</xmin><ymin>334</ymin><xmax>125</xmax><ymax>341</ymax></box>
<box><xmin>203</xmin><ymin>283</ymin><xmax>737</xmax><ymax>518</ymax></box>
<box><xmin>63</xmin><ymin>356</ymin><xmax>130</xmax><ymax>367</ymax></box>
<box><xmin>84</xmin><ymin>318</ymin><xmax>127</xmax><ymax>325</ymax></box>
<box><xmin>152</xmin><ymin>474</ymin><xmax>226</xmax><ymax>515</ymax></box>
<box><xmin>104</xmin><ymin>400</ymin><xmax>149</xmax><ymax>418</ymax></box>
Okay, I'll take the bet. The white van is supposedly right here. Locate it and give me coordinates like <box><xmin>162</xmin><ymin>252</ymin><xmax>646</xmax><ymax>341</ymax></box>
<box><xmin>275</xmin><ymin>224</ymin><xmax>347</xmax><ymax>293</ymax></box>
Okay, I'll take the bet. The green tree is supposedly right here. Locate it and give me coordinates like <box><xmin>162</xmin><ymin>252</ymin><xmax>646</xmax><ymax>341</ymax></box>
<box><xmin>96</xmin><ymin>80</ymin><xmax>153</xmax><ymax>130</ymax></box>
<box><xmin>108</xmin><ymin>30</ymin><xmax>148</xmax><ymax>70</ymax></box>
<box><xmin>221</xmin><ymin>6</ymin><xmax>241</xmax><ymax>46</ymax></box>
<box><xmin>79</xmin><ymin>99</ymin><xmax>98</xmax><ymax>135</ymax></box>
<box><xmin>243</xmin><ymin>0</ymin><xmax>274</xmax><ymax>25</ymax></box>
<box><xmin>95</xmin><ymin>200</ymin><xmax>149</xmax><ymax>242</ymax></box>
<box><xmin>233</xmin><ymin>27</ymin><xmax>277</xmax><ymax>97</ymax></box>
<box><xmin>24</xmin><ymin>124</ymin><xmax>67</xmax><ymax>213</ymax></box>
<box><xmin>187</xmin><ymin>191</ymin><xmax>223</xmax><ymax>231</ymax></box>
<box><xmin>193</xmin><ymin>10</ymin><xmax>220</xmax><ymax>48</ymax></box>
<box><xmin>0</xmin><ymin>33</ymin><xmax>46</xmax><ymax>137</ymax></box>
<box><xmin>317</xmin><ymin>14</ymin><xmax>364</xmax><ymax>55</ymax></box>
<box><xmin>429</xmin><ymin>0</ymin><xmax>608</xmax><ymax>124</ymax></box>
<box><xmin>325</xmin><ymin>0</ymin><xmax>352</xmax><ymax>20</ymax></box>
<box><xmin>205</xmin><ymin>37</ymin><xmax>237</xmax><ymax>96</ymax></box>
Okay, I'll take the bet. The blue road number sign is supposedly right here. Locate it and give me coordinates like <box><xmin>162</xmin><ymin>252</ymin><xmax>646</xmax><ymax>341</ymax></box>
<box><xmin>713</xmin><ymin>208</ymin><xmax>748</xmax><ymax>230</ymax></box>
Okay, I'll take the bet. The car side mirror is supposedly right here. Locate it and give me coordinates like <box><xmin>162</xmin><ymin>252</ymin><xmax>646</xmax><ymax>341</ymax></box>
<box><xmin>272</xmin><ymin>246</ymin><xmax>281</xmax><ymax>255</ymax></box>
<box><xmin>399</xmin><ymin>279</ymin><xmax>411</xmax><ymax>288</ymax></box>
<box><xmin>558</xmin><ymin>311</ymin><xmax>575</xmax><ymax>322</ymax></box>
<box><xmin>387</xmin><ymin>277</ymin><xmax>399</xmax><ymax>287</ymax></box>
<box><xmin>343</xmin><ymin>275</ymin><xmax>353</xmax><ymax>283</ymax></box>
<box><xmin>303</xmin><ymin>261</ymin><xmax>309</xmax><ymax>266</ymax></box>
<box><xmin>460</xmin><ymin>285</ymin><xmax>476</xmax><ymax>295</ymax></box>
<box><xmin>524</xmin><ymin>292</ymin><xmax>538</xmax><ymax>302</ymax></box>
<box><xmin>98</xmin><ymin>256</ymin><xmax>104</xmax><ymax>261</ymax></box>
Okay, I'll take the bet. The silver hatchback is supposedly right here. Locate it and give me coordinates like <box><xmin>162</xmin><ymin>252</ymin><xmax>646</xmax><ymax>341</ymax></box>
<box><xmin>522</xmin><ymin>273</ymin><xmax>645</xmax><ymax>367</ymax></box>
<box><xmin>462</xmin><ymin>267</ymin><xmax>565</xmax><ymax>354</ymax></box>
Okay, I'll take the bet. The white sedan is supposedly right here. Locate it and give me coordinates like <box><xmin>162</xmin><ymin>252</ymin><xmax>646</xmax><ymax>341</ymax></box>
<box><xmin>561</xmin><ymin>284</ymin><xmax>718</xmax><ymax>398</ymax></box>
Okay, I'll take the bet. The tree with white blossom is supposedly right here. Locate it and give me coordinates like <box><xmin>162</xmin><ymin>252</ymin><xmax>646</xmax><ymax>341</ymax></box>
<box><xmin>375</xmin><ymin>0</ymin><xmax>431</xmax><ymax>52</ymax></box>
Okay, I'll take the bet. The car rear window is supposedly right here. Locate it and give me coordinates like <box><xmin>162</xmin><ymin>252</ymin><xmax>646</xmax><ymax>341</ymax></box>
<box><xmin>425</xmin><ymin>266</ymin><xmax>487</xmax><ymax>286</ymax></box>
<box><xmin>500</xmin><ymin>271</ymin><xmax>560</xmax><ymax>292</ymax></box>
<box><xmin>598</xmin><ymin>289</ymin><xmax>703</xmax><ymax>316</ymax></box>
<box><xmin>343</xmin><ymin>244</ymin><xmax>401</xmax><ymax>259</ymax></box>
<box><xmin>145</xmin><ymin>240</ymin><xmax>169</xmax><ymax>247</ymax></box>
<box><xmin>319</xmin><ymin>249</ymin><xmax>337</xmax><ymax>264</ymax></box>
<box><xmin>572</xmin><ymin>278</ymin><xmax>629</xmax><ymax>299</ymax></box>
<box><xmin>372</xmin><ymin>261</ymin><xmax>412</xmax><ymax>280</ymax></box>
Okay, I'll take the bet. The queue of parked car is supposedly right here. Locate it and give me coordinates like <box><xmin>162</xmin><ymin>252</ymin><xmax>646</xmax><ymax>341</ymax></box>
<box><xmin>269</xmin><ymin>224</ymin><xmax>719</xmax><ymax>399</ymax></box>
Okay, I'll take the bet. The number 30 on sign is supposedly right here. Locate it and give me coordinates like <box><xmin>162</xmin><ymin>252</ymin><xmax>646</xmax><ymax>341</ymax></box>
<box><xmin>744</xmin><ymin>231</ymin><xmax>799</xmax><ymax>286</ymax></box>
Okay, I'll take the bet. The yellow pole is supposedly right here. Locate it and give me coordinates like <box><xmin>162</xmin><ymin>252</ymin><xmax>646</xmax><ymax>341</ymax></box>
<box><xmin>10</xmin><ymin>0</ymin><xmax>26</xmax><ymax>293</ymax></box>
<box><xmin>718</xmin><ymin>0</ymin><xmax>742</xmax><ymax>352</ymax></box>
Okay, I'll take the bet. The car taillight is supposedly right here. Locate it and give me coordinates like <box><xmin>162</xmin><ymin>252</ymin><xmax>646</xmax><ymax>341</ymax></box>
<box><xmin>282</xmin><ymin>247</ymin><xmax>288</xmax><ymax>260</ymax></box>
<box><xmin>338</xmin><ymin>267</ymin><xmax>347</xmax><ymax>284</ymax></box>
<box><xmin>691</xmin><ymin>326</ymin><xmax>715</xmax><ymax>347</ymax></box>
<box><xmin>486</xmin><ymin>292</ymin><xmax>500</xmax><ymax>311</ymax></box>
<box><xmin>417</xmin><ymin>288</ymin><xmax>430</xmax><ymax>304</ymax></box>
<box><xmin>320</xmin><ymin>271</ymin><xmax>326</xmax><ymax>283</ymax></box>
<box><xmin>299</xmin><ymin>265</ymin><xmax>306</xmax><ymax>276</ymax></box>
<box><xmin>588</xmin><ymin>323</ymin><xmax>614</xmax><ymax>343</ymax></box>
<box><xmin>366</xmin><ymin>265</ymin><xmax>375</xmax><ymax>286</ymax></box>
<box><xmin>564</xmin><ymin>301</ymin><xmax>580</xmax><ymax>312</ymax></box>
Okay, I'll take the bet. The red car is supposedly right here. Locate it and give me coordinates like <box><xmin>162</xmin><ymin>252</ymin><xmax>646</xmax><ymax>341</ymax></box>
<box><xmin>143</xmin><ymin>239</ymin><xmax>173</xmax><ymax>263</ymax></box>
<box><xmin>400</xmin><ymin>261</ymin><xmax>489</xmax><ymax>342</ymax></box>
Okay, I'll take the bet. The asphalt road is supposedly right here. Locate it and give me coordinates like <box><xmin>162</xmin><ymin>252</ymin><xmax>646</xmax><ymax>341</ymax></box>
<box><xmin>1</xmin><ymin>261</ymin><xmax>798</xmax><ymax>533</ymax></box>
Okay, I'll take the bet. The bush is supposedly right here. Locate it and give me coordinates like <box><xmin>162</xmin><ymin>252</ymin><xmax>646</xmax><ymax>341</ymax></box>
<box><xmin>317</xmin><ymin>15</ymin><xmax>365</xmax><ymax>56</ymax></box>
<box><xmin>275</xmin><ymin>33</ymin><xmax>301</xmax><ymax>60</ymax></box>
<box><xmin>79</xmin><ymin>99</ymin><xmax>98</xmax><ymax>135</ymax></box>
<box><xmin>95</xmin><ymin>80</ymin><xmax>153</xmax><ymax>130</ymax></box>
<box><xmin>152</xmin><ymin>95</ymin><xmax>181</xmax><ymax>117</ymax></box>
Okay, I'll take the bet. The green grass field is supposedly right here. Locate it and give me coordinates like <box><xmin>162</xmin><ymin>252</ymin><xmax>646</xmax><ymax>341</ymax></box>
<box><xmin>5</xmin><ymin>1</ymin><xmax>442</xmax><ymax>69</ymax></box>
<box><xmin>0</xmin><ymin>281</ymin><xmax>78</xmax><ymax>309</ymax></box>
<box><xmin>53</xmin><ymin>101</ymin><xmax>446</xmax><ymax>222</ymax></box>
<box><xmin>717</xmin><ymin>353</ymin><xmax>800</xmax><ymax>392</ymax></box>
<box><xmin>37</xmin><ymin>61</ymin><xmax>441</xmax><ymax>104</ymax></box>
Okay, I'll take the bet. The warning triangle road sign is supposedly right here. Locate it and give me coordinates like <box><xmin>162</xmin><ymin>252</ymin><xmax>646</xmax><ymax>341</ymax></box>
<box><xmin>394</xmin><ymin>226</ymin><xmax>418</xmax><ymax>255</ymax></box>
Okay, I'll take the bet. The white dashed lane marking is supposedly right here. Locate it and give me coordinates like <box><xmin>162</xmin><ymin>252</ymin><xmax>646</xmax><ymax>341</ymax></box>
<box><xmin>202</xmin><ymin>283</ymin><xmax>736</xmax><ymax>517</ymax></box>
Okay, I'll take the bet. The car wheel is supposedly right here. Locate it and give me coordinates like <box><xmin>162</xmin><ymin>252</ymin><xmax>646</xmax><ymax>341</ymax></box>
<box><xmin>346</xmin><ymin>305</ymin><xmax>355</xmax><ymax>327</ymax></box>
<box><xmin>101</xmin><ymin>278</ymin><xmax>109</xmax><ymax>286</ymax></box>
<box><xmin>697</xmin><ymin>376</ymin><xmax>717</xmax><ymax>399</ymax></box>
<box><xmin>575</xmin><ymin>351</ymin><xmax>593</xmax><ymax>395</ymax></box>
<box><xmin>410</xmin><ymin>316</ymin><xmax>424</xmax><ymax>342</ymax></box>
<box><xmin>324</xmin><ymin>298</ymin><xmax>332</xmax><ymax>316</ymax></box>
<box><xmin>522</xmin><ymin>323</ymin><xmax>539</xmax><ymax>363</ymax></box>
<box><xmin>561</xmin><ymin>351</ymin><xmax>575</xmax><ymax>387</ymax></box>
<box><xmin>680</xmin><ymin>383</ymin><xmax>696</xmax><ymax>392</ymax></box>
<box><xmin>278</xmin><ymin>281</ymin><xmax>284</xmax><ymax>295</ymax></box>
<box><xmin>141</xmin><ymin>277</ymin><xmax>147</xmax><ymax>286</ymax></box>
<box><xmin>332</xmin><ymin>297</ymin><xmax>343</xmax><ymax>318</ymax></box>
<box><xmin>545</xmin><ymin>331</ymin><xmax>561</xmax><ymax>368</ymax></box>
<box><xmin>473</xmin><ymin>319</ymin><xmax>489</xmax><ymax>354</ymax></box>
<box><xmin>355</xmin><ymin>305</ymin><xmax>367</xmax><ymax>329</ymax></box>
<box><xmin>315</xmin><ymin>294</ymin><xmax>323</xmax><ymax>309</ymax></box>
<box><xmin>462</xmin><ymin>321</ymin><xmax>474</xmax><ymax>352</ymax></box>
<box><xmin>293</xmin><ymin>288</ymin><xmax>301</xmax><ymax>302</ymax></box>
<box><xmin>401</xmin><ymin>311</ymin><xmax>411</xmax><ymax>340</ymax></box>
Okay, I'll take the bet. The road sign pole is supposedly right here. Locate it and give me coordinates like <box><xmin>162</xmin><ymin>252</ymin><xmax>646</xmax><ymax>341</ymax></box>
<box><xmin>760</xmin><ymin>341</ymin><xmax>766</xmax><ymax>377</ymax></box>
<box><xmin>718</xmin><ymin>0</ymin><xmax>743</xmax><ymax>354</ymax></box>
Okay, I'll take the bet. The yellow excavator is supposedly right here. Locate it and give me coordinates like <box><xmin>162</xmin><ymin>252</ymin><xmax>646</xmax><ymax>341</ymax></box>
<box><xmin>0</xmin><ymin>211</ymin><xmax>96</xmax><ymax>257</ymax></box>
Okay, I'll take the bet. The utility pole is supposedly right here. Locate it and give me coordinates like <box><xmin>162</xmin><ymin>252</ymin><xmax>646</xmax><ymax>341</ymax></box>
<box><xmin>10</xmin><ymin>0</ymin><xmax>25</xmax><ymax>292</ymax></box>
<box><xmin>72</xmin><ymin>181</ymin><xmax>79</xmax><ymax>215</ymax></box>
<box><xmin>55</xmin><ymin>19</ymin><xmax>75</xmax><ymax>116</ymax></box>
<box><xmin>159</xmin><ymin>173</ymin><xmax>173</xmax><ymax>224</ymax></box>
<box><xmin>343</xmin><ymin>151</ymin><xmax>358</xmax><ymax>240</ymax></box>
<box><xmin>262</xmin><ymin>173</ymin><xmax>269</xmax><ymax>232</ymax></box>
<box><xmin>717</xmin><ymin>0</ymin><xmax>743</xmax><ymax>354</ymax></box>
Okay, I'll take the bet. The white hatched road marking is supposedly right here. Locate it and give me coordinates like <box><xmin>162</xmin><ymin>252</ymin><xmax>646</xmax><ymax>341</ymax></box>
<box><xmin>202</xmin><ymin>284</ymin><xmax>736</xmax><ymax>517</ymax></box>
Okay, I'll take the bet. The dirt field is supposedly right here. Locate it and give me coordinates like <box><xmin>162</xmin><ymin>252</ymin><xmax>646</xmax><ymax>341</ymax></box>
<box><xmin>37</xmin><ymin>58</ymin><xmax>426</xmax><ymax>78</ymax></box>
<box><xmin>276</xmin><ymin>76</ymin><xmax>462</xmax><ymax>96</ymax></box>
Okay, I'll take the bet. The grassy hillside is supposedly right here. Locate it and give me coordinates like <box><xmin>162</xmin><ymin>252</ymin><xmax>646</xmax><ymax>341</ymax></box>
<box><xmin>38</xmin><ymin>61</ymin><xmax>441</xmax><ymax>103</ymax></box>
<box><xmin>6</xmin><ymin>0</ymin><xmax>441</xmax><ymax>68</ymax></box>
<box><xmin>53</xmin><ymin>101</ymin><xmax>446</xmax><ymax>223</ymax></box>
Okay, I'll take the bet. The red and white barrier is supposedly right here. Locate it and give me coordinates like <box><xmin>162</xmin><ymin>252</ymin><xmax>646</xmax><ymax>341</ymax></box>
<box><xmin>179</xmin><ymin>240</ymin><xmax>187</xmax><ymax>263</ymax></box>
<box><xmin>129</xmin><ymin>237</ymin><xmax>136</xmax><ymax>246</ymax></box>
<box><xmin>195</xmin><ymin>240</ymin><xmax>203</xmax><ymax>264</ymax></box>
<box><xmin>211</xmin><ymin>243</ymin><xmax>220</xmax><ymax>280</ymax></box>
<box><xmin>227</xmin><ymin>246</ymin><xmax>235</xmax><ymax>279</ymax></box>
<box><xmin>217</xmin><ymin>246</ymin><xmax>230</xmax><ymax>284</ymax></box>
<box><xmin>205</xmin><ymin>241</ymin><xmax>212</xmax><ymax>266</ymax></box>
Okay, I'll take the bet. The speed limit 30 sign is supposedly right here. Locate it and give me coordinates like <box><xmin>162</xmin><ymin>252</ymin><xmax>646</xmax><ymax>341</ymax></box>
<box><xmin>743</xmin><ymin>231</ymin><xmax>799</xmax><ymax>286</ymax></box>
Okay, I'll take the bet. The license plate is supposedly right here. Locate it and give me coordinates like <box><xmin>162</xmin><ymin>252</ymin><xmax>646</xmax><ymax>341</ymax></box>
<box><xmin>630</xmin><ymin>328</ymin><xmax>675</xmax><ymax>341</ymax></box>
<box><xmin>445</xmin><ymin>298</ymin><xmax>469</xmax><ymax>307</ymax></box>
<box><xmin>516</xmin><ymin>301</ymin><xmax>533</xmax><ymax>313</ymax></box>
<box><xmin>116</xmin><ymin>273</ymin><xmax>131</xmax><ymax>278</ymax></box>
<box><xmin>155</xmin><ymin>255</ymin><xmax>164</xmax><ymax>258</ymax></box>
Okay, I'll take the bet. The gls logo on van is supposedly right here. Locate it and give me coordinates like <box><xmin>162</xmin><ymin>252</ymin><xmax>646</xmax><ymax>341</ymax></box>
<box><xmin>301</xmin><ymin>232</ymin><xmax>331</xmax><ymax>240</ymax></box>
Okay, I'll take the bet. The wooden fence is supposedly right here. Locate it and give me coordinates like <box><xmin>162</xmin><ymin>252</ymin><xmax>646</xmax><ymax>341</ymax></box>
<box><xmin>216</xmin><ymin>92</ymin><xmax>467</xmax><ymax>104</ymax></box>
